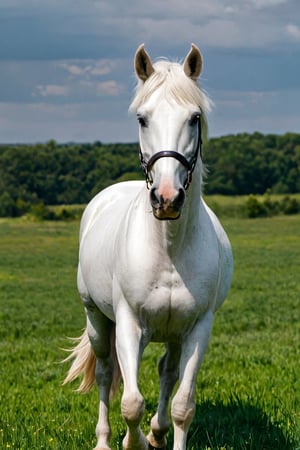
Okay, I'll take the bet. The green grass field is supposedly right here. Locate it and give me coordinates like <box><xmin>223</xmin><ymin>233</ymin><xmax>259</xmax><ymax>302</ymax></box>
<box><xmin>0</xmin><ymin>215</ymin><xmax>299</xmax><ymax>449</ymax></box>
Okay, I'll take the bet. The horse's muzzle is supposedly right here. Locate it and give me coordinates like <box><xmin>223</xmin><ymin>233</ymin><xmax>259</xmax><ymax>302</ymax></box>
<box><xmin>150</xmin><ymin>187</ymin><xmax>185</xmax><ymax>220</ymax></box>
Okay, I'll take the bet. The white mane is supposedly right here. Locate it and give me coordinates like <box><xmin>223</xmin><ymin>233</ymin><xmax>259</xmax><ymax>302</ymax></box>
<box><xmin>129</xmin><ymin>59</ymin><xmax>212</xmax><ymax>114</ymax></box>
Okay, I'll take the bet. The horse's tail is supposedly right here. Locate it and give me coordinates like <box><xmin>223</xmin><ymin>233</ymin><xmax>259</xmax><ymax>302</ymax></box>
<box><xmin>62</xmin><ymin>327</ymin><xmax>121</xmax><ymax>398</ymax></box>
<box><xmin>62</xmin><ymin>329</ymin><xmax>96</xmax><ymax>393</ymax></box>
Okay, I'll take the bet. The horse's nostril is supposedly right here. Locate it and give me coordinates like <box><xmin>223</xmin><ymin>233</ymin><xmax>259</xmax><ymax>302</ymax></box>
<box><xmin>178</xmin><ymin>188</ymin><xmax>185</xmax><ymax>203</ymax></box>
<box><xmin>150</xmin><ymin>187</ymin><xmax>160</xmax><ymax>206</ymax></box>
<box><xmin>150</xmin><ymin>187</ymin><xmax>185</xmax><ymax>210</ymax></box>
<box><xmin>174</xmin><ymin>188</ymin><xmax>185</xmax><ymax>208</ymax></box>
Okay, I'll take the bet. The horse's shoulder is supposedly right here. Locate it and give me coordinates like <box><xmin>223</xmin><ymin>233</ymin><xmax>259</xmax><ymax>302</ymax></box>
<box><xmin>80</xmin><ymin>181</ymin><xmax>144</xmax><ymax>239</ymax></box>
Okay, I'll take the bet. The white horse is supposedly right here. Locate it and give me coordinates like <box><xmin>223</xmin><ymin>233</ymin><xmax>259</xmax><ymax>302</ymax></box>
<box><xmin>64</xmin><ymin>44</ymin><xmax>233</xmax><ymax>450</ymax></box>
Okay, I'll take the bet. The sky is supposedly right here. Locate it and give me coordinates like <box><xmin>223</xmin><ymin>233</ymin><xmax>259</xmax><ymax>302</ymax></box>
<box><xmin>0</xmin><ymin>0</ymin><xmax>300</xmax><ymax>143</ymax></box>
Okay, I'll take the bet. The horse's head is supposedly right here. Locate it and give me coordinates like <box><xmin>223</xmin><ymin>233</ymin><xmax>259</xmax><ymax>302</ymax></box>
<box><xmin>131</xmin><ymin>44</ymin><xmax>210</xmax><ymax>220</ymax></box>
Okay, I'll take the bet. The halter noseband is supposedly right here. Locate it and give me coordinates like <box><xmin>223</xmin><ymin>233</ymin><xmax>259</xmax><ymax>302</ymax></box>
<box><xmin>139</xmin><ymin>114</ymin><xmax>202</xmax><ymax>190</ymax></box>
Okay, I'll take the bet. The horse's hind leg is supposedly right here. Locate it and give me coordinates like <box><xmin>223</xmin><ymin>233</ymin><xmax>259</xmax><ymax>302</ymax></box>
<box><xmin>147</xmin><ymin>343</ymin><xmax>180</xmax><ymax>449</ymax></box>
<box><xmin>84</xmin><ymin>300</ymin><xmax>115</xmax><ymax>450</ymax></box>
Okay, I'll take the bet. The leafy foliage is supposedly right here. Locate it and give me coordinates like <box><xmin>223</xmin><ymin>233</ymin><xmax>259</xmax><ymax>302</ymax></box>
<box><xmin>0</xmin><ymin>132</ymin><xmax>299</xmax><ymax>217</ymax></box>
<box><xmin>204</xmin><ymin>132</ymin><xmax>300</xmax><ymax>195</ymax></box>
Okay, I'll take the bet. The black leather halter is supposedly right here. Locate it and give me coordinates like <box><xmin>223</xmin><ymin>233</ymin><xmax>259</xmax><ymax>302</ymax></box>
<box><xmin>139</xmin><ymin>115</ymin><xmax>202</xmax><ymax>190</ymax></box>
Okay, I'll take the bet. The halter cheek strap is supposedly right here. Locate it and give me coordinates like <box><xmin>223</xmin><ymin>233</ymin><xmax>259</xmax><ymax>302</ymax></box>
<box><xmin>139</xmin><ymin>115</ymin><xmax>202</xmax><ymax>190</ymax></box>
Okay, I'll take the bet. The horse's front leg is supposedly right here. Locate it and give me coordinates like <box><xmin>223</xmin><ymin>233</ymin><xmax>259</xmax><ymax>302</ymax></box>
<box><xmin>171</xmin><ymin>311</ymin><xmax>214</xmax><ymax>450</ymax></box>
<box><xmin>115</xmin><ymin>303</ymin><xmax>148</xmax><ymax>450</ymax></box>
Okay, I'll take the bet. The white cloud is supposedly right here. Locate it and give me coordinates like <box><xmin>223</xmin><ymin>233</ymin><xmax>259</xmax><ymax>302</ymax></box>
<box><xmin>250</xmin><ymin>0</ymin><xmax>287</xmax><ymax>8</ymax></box>
<box><xmin>0</xmin><ymin>101</ymin><xmax>136</xmax><ymax>143</ymax></box>
<box><xmin>214</xmin><ymin>90</ymin><xmax>278</xmax><ymax>112</ymax></box>
<box><xmin>286</xmin><ymin>23</ymin><xmax>300</xmax><ymax>41</ymax></box>
<box><xmin>59</xmin><ymin>60</ymin><xmax>117</xmax><ymax>78</ymax></box>
<box><xmin>33</xmin><ymin>84</ymin><xmax>69</xmax><ymax>97</ymax></box>
<box><xmin>209</xmin><ymin>87</ymin><xmax>300</xmax><ymax>136</ymax></box>
<box><xmin>112</xmin><ymin>0</ymin><xmax>294</xmax><ymax>51</ymax></box>
<box><xmin>90</xmin><ymin>65</ymin><xmax>113</xmax><ymax>76</ymax></box>
<box><xmin>96</xmin><ymin>80</ymin><xmax>124</xmax><ymax>96</ymax></box>
<box><xmin>0</xmin><ymin>0</ymin><xmax>300</xmax><ymax>142</ymax></box>
<box><xmin>61</xmin><ymin>64</ymin><xmax>86</xmax><ymax>76</ymax></box>
<box><xmin>1</xmin><ymin>0</ymin><xmax>299</xmax><ymax>61</ymax></box>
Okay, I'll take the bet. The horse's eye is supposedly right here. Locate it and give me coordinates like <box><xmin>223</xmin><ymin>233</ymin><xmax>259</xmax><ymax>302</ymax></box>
<box><xmin>189</xmin><ymin>113</ymin><xmax>200</xmax><ymax>126</ymax></box>
<box><xmin>137</xmin><ymin>115</ymin><xmax>147</xmax><ymax>128</ymax></box>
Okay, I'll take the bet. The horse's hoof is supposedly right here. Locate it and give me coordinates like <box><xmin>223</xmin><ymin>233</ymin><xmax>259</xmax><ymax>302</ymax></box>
<box><xmin>122</xmin><ymin>432</ymin><xmax>149</xmax><ymax>450</ymax></box>
<box><xmin>93</xmin><ymin>447</ymin><xmax>111</xmax><ymax>450</ymax></box>
<box><xmin>148</xmin><ymin>444</ymin><xmax>166</xmax><ymax>450</ymax></box>
<box><xmin>147</xmin><ymin>433</ymin><xmax>167</xmax><ymax>449</ymax></box>
<box><xmin>148</xmin><ymin>444</ymin><xmax>167</xmax><ymax>450</ymax></box>
<box><xmin>93</xmin><ymin>446</ymin><xmax>111</xmax><ymax>450</ymax></box>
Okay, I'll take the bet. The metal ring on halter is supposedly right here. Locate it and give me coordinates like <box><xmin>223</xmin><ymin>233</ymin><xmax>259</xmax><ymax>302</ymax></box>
<box><xmin>139</xmin><ymin>114</ymin><xmax>202</xmax><ymax>190</ymax></box>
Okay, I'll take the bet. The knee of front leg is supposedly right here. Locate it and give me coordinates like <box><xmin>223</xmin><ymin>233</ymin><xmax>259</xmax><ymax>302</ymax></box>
<box><xmin>121</xmin><ymin>391</ymin><xmax>145</xmax><ymax>425</ymax></box>
<box><xmin>171</xmin><ymin>396</ymin><xmax>195</xmax><ymax>430</ymax></box>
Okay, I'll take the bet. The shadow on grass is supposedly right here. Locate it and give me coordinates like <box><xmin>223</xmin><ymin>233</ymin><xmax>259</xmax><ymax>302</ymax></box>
<box><xmin>165</xmin><ymin>398</ymin><xmax>295</xmax><ymax>450</ymax></box>
<box><xmin>112</xmin><ymin>397</ymin><xmax>297</xmax><ymax>450</ymax></box>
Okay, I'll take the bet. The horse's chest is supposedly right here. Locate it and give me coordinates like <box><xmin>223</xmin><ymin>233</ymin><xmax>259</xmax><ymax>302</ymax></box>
<box><xmin>137</xmin><ymin>264</ymin><xmax>216</xmax><ymax>339</ymax></box>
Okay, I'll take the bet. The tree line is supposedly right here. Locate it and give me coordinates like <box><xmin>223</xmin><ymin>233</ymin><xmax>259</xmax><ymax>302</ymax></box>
<box><xmin>0</xmin><ymin>132</ymin><xmax>299</xmax><ymax>217</ymax></box>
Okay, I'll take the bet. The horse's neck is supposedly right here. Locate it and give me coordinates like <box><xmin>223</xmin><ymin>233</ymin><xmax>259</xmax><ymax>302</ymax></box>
<box><xmin>149</xmin><ymin>179</ymin><xmax>201</xmax><ymax>257</ymax></box>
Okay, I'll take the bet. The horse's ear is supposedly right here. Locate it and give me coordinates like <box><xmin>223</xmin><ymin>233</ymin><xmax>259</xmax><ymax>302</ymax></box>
<box><xmin>183</xmin><ymin>44</ymin><xmax>203</xmax><ymax>80</ymax></box>
<box><xmin>134</xmin><ymin>44</ymin><xmax>155</xmax><ymax>82</ymax></box>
